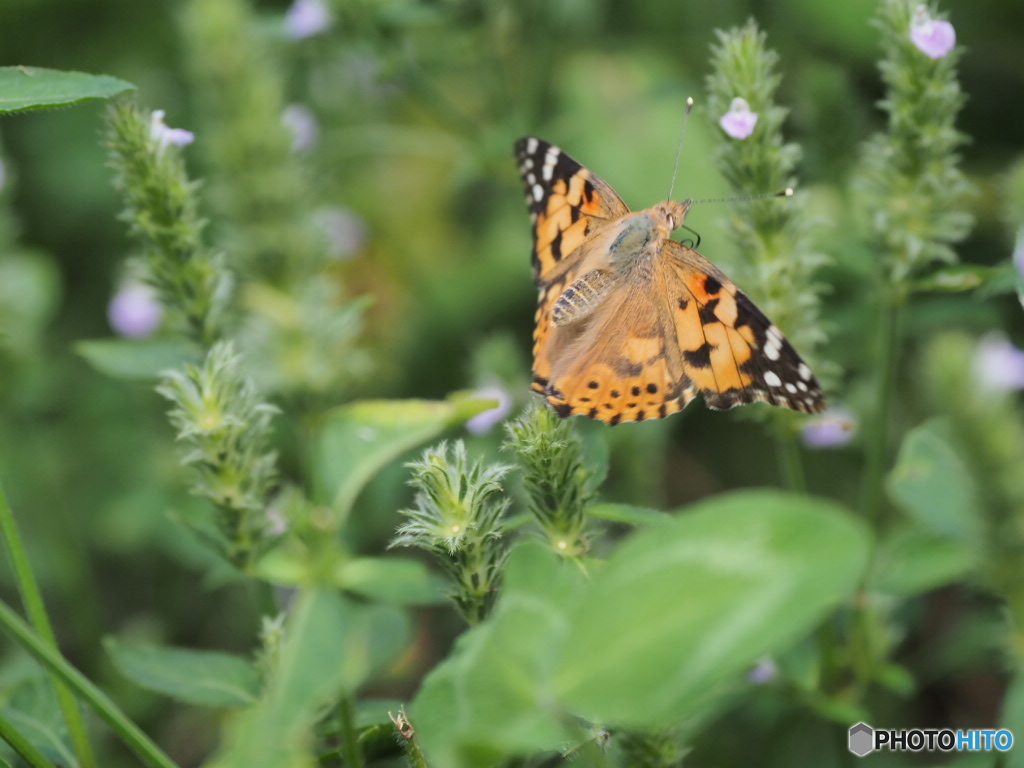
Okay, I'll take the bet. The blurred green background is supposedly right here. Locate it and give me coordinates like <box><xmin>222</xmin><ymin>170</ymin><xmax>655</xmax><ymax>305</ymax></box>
<box><xmin>1</xmin><ymin>0</ymin><xmax>1023</xmax><ymax>764</ymax></box>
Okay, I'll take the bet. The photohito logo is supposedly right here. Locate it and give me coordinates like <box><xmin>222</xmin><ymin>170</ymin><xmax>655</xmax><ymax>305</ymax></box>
<box><xmin>848</xmin><ymin>722</ymin><xmax>1013</xmax><ymax>757</ymax></box>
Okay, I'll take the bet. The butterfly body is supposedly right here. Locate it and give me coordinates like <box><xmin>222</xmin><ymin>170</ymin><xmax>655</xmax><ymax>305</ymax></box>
<box><xmin>516</xmin><ymin>137</ymin><xmax>825</xmax><ymax>425</ymax></box>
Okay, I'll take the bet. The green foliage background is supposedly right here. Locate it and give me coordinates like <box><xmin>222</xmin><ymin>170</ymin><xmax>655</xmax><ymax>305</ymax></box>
<box><xmin>1</xmin><ymin>0</ymin><xmax>1023</xmax><ymax>766</ymax></box>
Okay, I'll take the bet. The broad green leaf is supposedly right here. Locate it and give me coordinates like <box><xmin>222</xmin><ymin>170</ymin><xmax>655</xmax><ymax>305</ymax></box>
<box><xmin>870</xmin><ymin>524</ymin><xmax>975</xmax><ymax>595</ymax></box>
<box><xmin>209</xmin><ymin>590</ymin><xmax>368</xmax><ymax>768</ymax></box>
<box><xmin>557</xmin><ymin>490</ymin><xmax>870</xmax><ymax>728</ymax></box>
<box><xmin>887</xmin><ymin>418</ymin><xmax>982</xmax><ymax>542</ymax></box>
<box><xmin>76</xmin><ymin>338</ymin><xmax>198</xmax><ymax>381</ymax></box>
<box><xmin>104</xmin><ymin>638</ymin><xmax>260</xmax><ymax>707</ymax></box>
<box><xmin>333</xmin><ymin>556</ymin><xmax>448</xmax><ymax>606</ymax></box>
<box><xmin>0</xmin><ymin>66</ymin><xmax>134</xmax><ymax>113</ymax></box>
<box><xmin>313</xmin><ymin>393</ymin><xmax>496</xmax><ymax>521</ymax></box>
<box><xmin>412</xmin><ymin>543</ymin><xmax>587</xmax><ymax>767</ymax></box>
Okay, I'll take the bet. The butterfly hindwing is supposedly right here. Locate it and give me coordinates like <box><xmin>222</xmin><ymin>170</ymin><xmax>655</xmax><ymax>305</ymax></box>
<box><xmin>538</xmin><ymin>276</ymin><xmax>697</xmax><ymax>424</ymax></box>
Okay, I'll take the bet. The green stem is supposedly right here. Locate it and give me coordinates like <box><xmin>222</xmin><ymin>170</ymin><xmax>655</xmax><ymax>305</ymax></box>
<box><xmin>776</xmin><ymin>423</ymin><xmax>807</xmax><ymax>493</ymax></box>
<box><xmin>0</xmin><ymin>600</ymin><xmax>180</xmax><ymax>768</ymax></box>
<box><xmin>403</xmin><ymin>732</ymin><xmax>429</xmax><ymax>768</ymax></box>
<box><xmin>0</xmin><ymin>710</ymin><xmax>58</xmax><ymax>768</ymax></box>
<box><xmin>0</xmin><ymin>482</ymin><xmax>96</xmax><ymax>768</ymax></box>
<box><xmin>861</xmin><ymin>288</ymin><xmax>902</xmax><ymax>524</ymax></box>
<box><xmin>337</xmin><ymin>695</ymin><xmax>364</xmax><ymax>768</ymax></box>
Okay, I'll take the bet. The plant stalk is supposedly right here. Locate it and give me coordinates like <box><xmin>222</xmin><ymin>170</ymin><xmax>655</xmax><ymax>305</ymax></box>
<box><xmin>0</xmin><ymin>481</ymin><xmax>96</xmax><ymax>768</ymax></box>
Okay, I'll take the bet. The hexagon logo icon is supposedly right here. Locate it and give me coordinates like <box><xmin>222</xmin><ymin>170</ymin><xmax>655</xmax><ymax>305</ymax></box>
<box><xmin>848</xmin><ymin>722</ymin><xmax>874</xmax><ymax>757</ymax></box>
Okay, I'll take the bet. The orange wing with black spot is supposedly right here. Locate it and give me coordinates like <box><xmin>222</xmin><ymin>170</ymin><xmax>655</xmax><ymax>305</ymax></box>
<box><xmin>514</xmin><ymin>137</ymin><xmax>628</xmax><ymax>282</ymax></box>
<box><xmin>660</xmin><ymin>240</ymin><xmax>825</xmax><ymax>414</ymax></box>
<box><xmin>515</xmin><ymin>138</ymin><xmax>630</xmax><ymax>399</ymax></box>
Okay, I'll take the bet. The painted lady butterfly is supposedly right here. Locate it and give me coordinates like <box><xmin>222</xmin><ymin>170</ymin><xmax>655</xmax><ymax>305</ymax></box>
<box><xmin>516</xmin><ymin>136</ymin><xmax>825</xmax><ymax>425</ymax></box>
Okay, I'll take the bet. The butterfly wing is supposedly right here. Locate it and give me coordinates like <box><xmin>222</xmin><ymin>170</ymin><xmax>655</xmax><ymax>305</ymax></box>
<box><xmin>515</xmin><ymin>137</ymin><xmax>632</xmax><ymax>397</ymax></box>
<box><xmin>659</xmin><ymin>239</ymin><xmax>826</xmax><ymax>414</ymax></box>
<box><xmin>515</xmin><ymin>137</ymin><xmax>629</xmax><ymax>281</ymax></box>
<box><xmin>538</xmin><ymin>274</ymin><xmax>698</xmax><ymax>424</ymax></box>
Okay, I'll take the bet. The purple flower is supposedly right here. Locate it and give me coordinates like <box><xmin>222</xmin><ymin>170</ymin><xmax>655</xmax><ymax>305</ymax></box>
<box><xmin>314</xmin><ymin>207</ymin><xmax>367</xmax><ymax>259</ymax></box>
<box><xmin>108</xmin><ymin>282</ymin><xmax>163</xmax><ymax>338</ymax></box>
<box><xmin>800</xmin><ymin>406</ymin><xmax>857</xmax><ymax>449</ymax></box>
<box><xmin>718</xmin><ymin>97</ymin><xmax>758</xmax><ymax>140</ymax></box>
<box><xmin>973</xmin><ymin>333</ymin><xmax>1024</xmax><ymax>392</ymax></box>
<box><xmin>282</xmin><ymin>104</ymin><xmax>319</xmax><ymax>152</ymax></box>
<box><xmin>465</xmin><ymin>385</ymin><xmax>513</xmax><ymax>436</ymax></box>
<box><xmin>284</xmin><ymin>0</ymin><xmax>332</xmax><ymax>39</ymax></box>
<box><xmin>910</xmin><ymin>5</ymin><xmax>956</xmax><ymax>59</ymax></box>
<box><xmin>748</xmin><ymin>657</ymin><xmax>778</xmax><ymax>685</ymax></box>
<box><xmin>149</xmin><ymin>110</ymin><xmax>194</xmax><ymax>153</ymax></box>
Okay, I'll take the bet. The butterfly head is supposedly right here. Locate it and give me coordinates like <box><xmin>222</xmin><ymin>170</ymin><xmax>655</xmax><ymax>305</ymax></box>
<box><xmin>652</xmin><ymin>200</ymin><xmax>692</xmax><ymax>237</ymax></box>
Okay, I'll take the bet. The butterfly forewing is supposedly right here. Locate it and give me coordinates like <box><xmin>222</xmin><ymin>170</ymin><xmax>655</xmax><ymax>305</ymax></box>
<box><xmin>661</xmin><ymin>241</ymin><xmax>826</xmax><ymax>414</ymax></box>
<box><xmin>514</xmin><ymin>137</ymin><xmax>628</xmax><ymax>282</ymax></box>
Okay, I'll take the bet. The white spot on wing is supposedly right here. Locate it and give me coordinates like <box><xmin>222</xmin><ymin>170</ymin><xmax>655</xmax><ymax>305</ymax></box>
<box><xmin>785</xmin><ymin>383</ymin><xmax>797</xmax><ymax>394</ymax></box>
<box><xmin>764</xmin><ymin>339</ymin><xmax>781</xmax><ymax>361</ymax></box>
<box><xmin>764</xmin><ymin>371</ymin><xmax>782</xmax><ymax>387</ymax></box>
<box><xmin>532</xmin><ymin>184</ymin><xmax>544</xmax><ymax>202</ymax></box>
<box><xmin>526</xmin><ymin>137</ymin><xmax>538</xmax><ymax>154</ymax></box>
<box><xmin>798</xmin><ymin>363</ymin><xmax>812</xmax><ymax>381</ymax></box>
<box><xmin>542</xmin><ymin>162</ymin><xmax>554</xmax><ymax>181</ymax></box>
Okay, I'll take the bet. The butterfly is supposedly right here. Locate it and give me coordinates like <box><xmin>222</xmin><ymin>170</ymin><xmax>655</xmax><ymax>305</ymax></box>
<box><xmin>515</xmin><ymin>136</ymin><xmax>826</xmax><ymax>425</ymax></box>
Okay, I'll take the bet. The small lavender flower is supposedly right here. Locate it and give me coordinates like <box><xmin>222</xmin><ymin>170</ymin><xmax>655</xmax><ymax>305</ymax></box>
<box><xmin>973</xmin><ymin>333</ymin><xmax>1024</xmax><ymax>392</ymax></box>
<box><xmin>108</xmin><ymin>282</ymin><xmax>164</xmax><ymax>338</ymax></box>
<box><xmin>465</xmin><ymin>384</ymin><xmax>513</xmax><ymax>436</ymax></box>
<box><xmin>910</xmin><ymin>5</ymin><xmax>956</xmax><ymax>59</ymax></box>
<box><xmin>284</xmin><ymin>0</ymin><xmax>332</xmax><ymax>39</ymax></box>
<box><xmin>314</xmin><ymin>207</ymin><xmax>367</xmax><ymax>259</ymax></box>
<box><xmin>149</xmin><ymin>110</ymin><xmax>195</xmax><ymax>153</ymax></box>
<box><xmin>800</xmin><ymin>406</ymin><xmax>857</xmax><ymax>449</ymax></box>
<box><xmin>747</xmin><ymin>657</ymin><xmax>778</xmax><ymax>684</ymax></box>
<box><xmin>718</xmin><ymin>97</ymin><xmax>758</xmax><ymax>140</ymax></box>
<box><xmin>282</xmin><ymin>104</ymin><xmax>319</xmax><ymax>152</ymax></box>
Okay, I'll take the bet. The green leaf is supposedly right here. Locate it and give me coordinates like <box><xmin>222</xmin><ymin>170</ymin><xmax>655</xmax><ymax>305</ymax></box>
<box><xmin>911</xmin><ymin>264</ymin><xmax>994</xmax><ymax>293</ymax></box>
<box><xmin>313</xmin><ymin>393</ymin><xmax>496</xmax><ymax>521</ymax></box>
<box><xmin>0</xmin><ymin>675</ymin><xmax>76</xmax><ymax>768</ymax></box>
<box><xmin>870</xmin><ymin>524</ymin><xmax>975</xmax><ymax>596</ymax></box>
<box><xmin>887</xmin><ymin>418</ymin><xmax>982</xmax><ymax>542</ymax></box>
<box><xmin>0</xmin><ymin>66</ymin><xmax>134</xmax><ymax>113</ymax></box>
<box><xmin>104</xmin><ymin>638</ymin><xmax>260</xmax><ymax>707</ymax></box>
<box><xmin>587</xmin><ymin>502</ymin><xmax>671</xmax><ymax>526</ymax></box>
<box><xmin>333</xmin><ymin>556</ymin><xmax>449</xmax><ymax>606</ymax></box>
<box><xmin>76</xmin><ymin>338</ymin><xmax>199</xmax><ymax>381</ymax></box>
<box><xmin>556</xmin><ymin>490</ymin><xmax>870</xmax><ymax>729</ymax></box>
<box><xmin>411</xmin><ymin>543</ymin><xmax>587</xmax><ymax>767</ymax></box>
<box><xmin>209</xmin><ymin>590</ymin><xmax>371</xmax><ymax>768</ymax></box>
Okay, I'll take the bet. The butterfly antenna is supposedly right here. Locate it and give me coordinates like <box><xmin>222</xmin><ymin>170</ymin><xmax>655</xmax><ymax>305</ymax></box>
<box><xmin>691</xmin><ymin>188</ymin><xmax>795</xmax><ymax>206</ymax></box>
<box><xmin>666</xmin><ymin>97</ymin><xmax>694</xmax><ymax>202</ymax></box>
